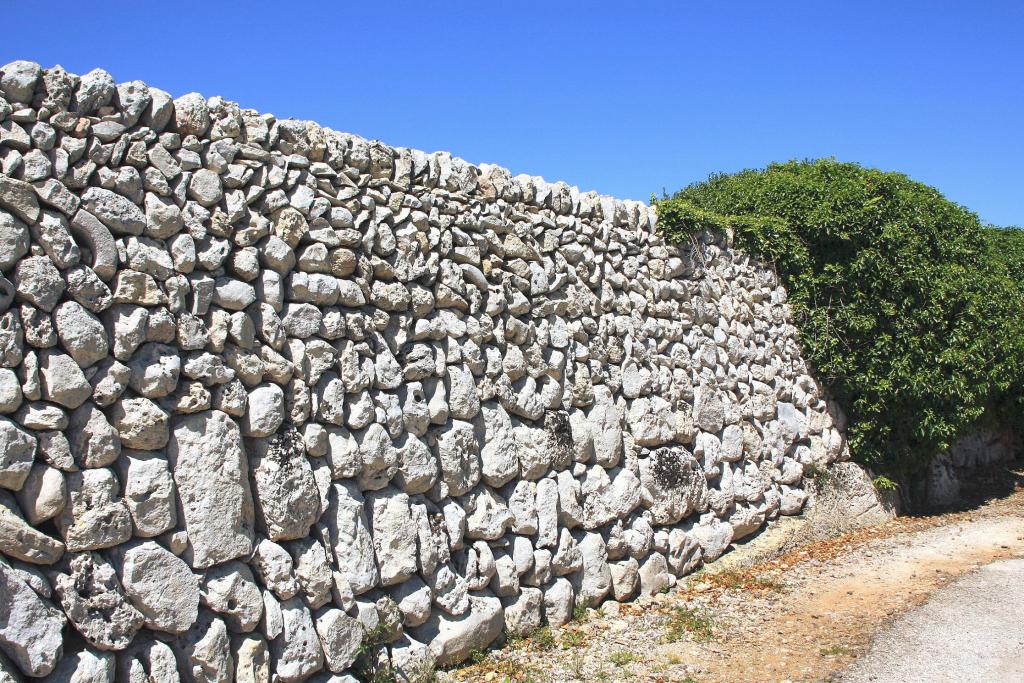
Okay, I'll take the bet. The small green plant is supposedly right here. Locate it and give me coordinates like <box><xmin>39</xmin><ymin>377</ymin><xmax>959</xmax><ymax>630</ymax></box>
<box><xmin>467</xmin><ymin>648</ymin><xmax>488</xmax><ymax>665</ymax></box>
<box><xmin>572</xmin><ymin>604</ymin><xmax>588</xmax><ymax>622</ymax></box>
<box><xmin>560</xmin><ymin>629</ymin><xmax>587</xmax><ymax>649</ymax></box>
<box><xmin>570</xmin><ymin>653</ymin><xmax>585</xmax><ymax>679</ymax></box>
<box><xmin>820</xmin><ymin>645</ymin><xmax>854</xmax><ymax>657</ymax></box>
<box><xmin>802</xmin><ymin>462</ymin><xmax>829</xmax><ymax>484</ymax></box>
<box><xmin>873</xmin><ymin>475</ymin><xmax>898</xmax><ymax>492</ymax></box>
<box><xmin>609</xmin><ymin>651</ymin><xmax>636</xmax><ymax>667</ymax></box>
<box><xmin>528</xmin><ymin>625</ymin><xmax>556</xmax><ymax>652</ymax></box>
<box><xmin>354</xmin><ymin>624</ymin><xmax>396</xmax><ymax>681</ymax></box>
<box><xmin>663</xmin><ymin>607</ymin><xmax>715</xmax><ymax>643</ymax></box>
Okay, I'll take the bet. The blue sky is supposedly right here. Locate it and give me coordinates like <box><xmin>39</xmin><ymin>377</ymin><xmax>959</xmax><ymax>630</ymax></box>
<box><xmin>3</xmin><ymin>1</ymin><xmax>1021</xmax><ymax>225</ymax></box>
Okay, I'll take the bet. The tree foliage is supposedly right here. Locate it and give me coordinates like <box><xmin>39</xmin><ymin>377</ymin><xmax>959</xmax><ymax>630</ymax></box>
<box><xmin>656</xmin><ymin>159</ymin><xmax>1024</xmax><ymax>477</ymax></box>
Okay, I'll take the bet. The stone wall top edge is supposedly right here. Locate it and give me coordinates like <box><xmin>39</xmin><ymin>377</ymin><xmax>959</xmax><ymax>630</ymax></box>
<box><xmin>2</xmin><ymin>61</ymin><xmax>657</xmax><ymax>227</ymax></box>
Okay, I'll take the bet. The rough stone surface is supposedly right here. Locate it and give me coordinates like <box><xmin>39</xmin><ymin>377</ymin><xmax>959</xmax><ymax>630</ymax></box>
<box><xmin>117</xmin><ymin>541</ymin><xmax>200</xmax><ymax>633</ymax></box>
<box><xmin>314</xmin><ymin>608</ymin><xmax>363</xmax><ymax>673</ymax></box>
<box><xmin>0</xmin><ymin>60</ymin><xmax>857</xmax><ymax>676</ymax></box>
<box><xmin>413</xmin><ymin>593</ymin><xmax>504</xmax><ymax>667</ymax></box>
<box><xmin>57</xmin><ymin>469</ymin><xmax>133</xmax><ymax>551</ymax></box>
<box><xmin>0</xmin><ymin>557</ymin><xmax>66</xmax><ymax>676</ymax></box>
<box><xmin>54</xmin><ymin>551</ymin><xmax>145</xmax><ymax>650</ymax></box>
<box><xmin>0</xmin><ymin>491</ymin><xmax>65</xmax><ymax>564</ymax></box>
<box><xmin>167</xmin><ymin>410</ymin><xmax>254</xmax><ymax>568</ymax></box>
<box><xmin>248</xmin><ymin>427</ymin><xmax>319</xmax><ymax>541</ymax></box>
<box><xmin>0</xmin><ymin>416</ymin><xmax>35</xmax><ymax>490</ymax></box>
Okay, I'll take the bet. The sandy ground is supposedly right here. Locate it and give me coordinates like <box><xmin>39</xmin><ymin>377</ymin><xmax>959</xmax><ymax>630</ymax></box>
<box><xmin>441</xmin><ymin>471</ymin><xmax>1024</xmax><ymax>683</ymax></box>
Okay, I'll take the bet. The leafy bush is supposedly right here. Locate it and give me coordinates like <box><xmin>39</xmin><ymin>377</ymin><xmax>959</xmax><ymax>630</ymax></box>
<box><xmin>656</xmin><ymin>159</ymin><xmax>1024</xmax><ymax>478</ymax></box>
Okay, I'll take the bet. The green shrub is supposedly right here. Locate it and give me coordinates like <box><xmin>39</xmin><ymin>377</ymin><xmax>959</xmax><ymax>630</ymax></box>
<box><xmin>656</xmin><ymin>159</ymin><xmax>1024</xmax><ymax>478</ymax></box>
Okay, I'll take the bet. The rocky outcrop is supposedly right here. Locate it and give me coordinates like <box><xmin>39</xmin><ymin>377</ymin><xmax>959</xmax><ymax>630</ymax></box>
<box><xmin>0</xmin><ymin>59</ymin><xmax>853</xmax><ymax>678</ymax></box>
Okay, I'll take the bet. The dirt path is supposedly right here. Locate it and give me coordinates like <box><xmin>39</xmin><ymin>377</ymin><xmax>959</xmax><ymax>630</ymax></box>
<box><xmin>443</xmin><ymin>480</ymin><xmax>1024</xmax><ymax>683</ymax></box>
<box><xmin>666</xmin><ymin>501</ymin><xmax>1024</xmax><ymax>683</ymax></box>
<box><xmin>839</xmin><ymin>556</ymin><xmax>1024</xmax><ymax>682</ymax></box>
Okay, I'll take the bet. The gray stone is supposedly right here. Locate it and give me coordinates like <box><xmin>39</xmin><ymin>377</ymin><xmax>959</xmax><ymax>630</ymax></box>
<box><xmin>65</xmin><ymin>265</ymin><xmax>114</xmax><ymax>312</ymax></box>
<box><xmin>240</xmin><ymin>383</ymin><xmax>284</xmax><ymax>437</ymax></box>
<box><xmin>232</xmin><ymin>634</ymin><xmax>269</xmax><ymax>683</ymax></box>
<box><xmin>15</xmin><ymin>255</ymin><xmax>64</xmax><ymax>312</ymax></box>
<box><xmin>356</xmin><ymin>422</ymin><xmax>398</xmax><ymax>490</ymax></box>
<box><xmin>576</xmin><ymin>532</ymin><xmax>612</xmax><ymax>607</ymax></box>
<box><xmin>0</xmin><ymin>368</ymin><xmax>20</xmax><ymax>413</ymax></box>
<box><xmin>201</xmin><ymin>562</ymin><xmax>263</xmax><ymax>633</ymax></box>
<box><xmin>0</xmin><ymin>491</ymin><xmax>64</xmax><ymax>564</ymax></box>
<box><xmin>108</xmin><ymin>396</ymin><xmax>169</xmax><ymax>450</ymax></box>
<box><xmin>0</xmin><ymin>175</ymin><xmax>40</xmax><ymax>224</ymax></box>
<box><xmin>31</xmin><ymin>210</ymin><xmax>79</xmax><ymax>268</ymax></box>
<box><xmin>479</xmin><ymin>403</ymin><xmax>520</xmax><ymax>487</ymax></box>
<box><xmin>212</xmin><ymin>278</ymin><xmax>256</xmax><ymax>311</ymax></box>
<box><xmin>688</xmin><ymin>512</ymin><xmax>734</xmax><ymax>562</ymax></box>
<box><xmin>167</xmin><ymin>410</ymin><xmax>255</xmax><ymax>569</ymax></box>
<box><xmin>117</xmin><ymin>540</ymin><xmax>200</xmax><ymax>633</ymax></box>
<box><xmin>446</xmin><ymin>364</ymin><xmax>479</xmax><ymax>420</ymax></box>
<box><xmin>270</xmin><ymin>597</ymin><xmax>324</xmax><ymax>682</ymax></box>
<box><xmin>128</xmin><ymin>343</ymin><xmax>181</xmax><ymax>398</ymax></box>
<box><xmin>326</xmin><ymin>482</ymin><xmax>378</xmax><ymax>595</ymax></box>
<box><xmin>174</xmin><ymin>93</ymin><xmax>210</xmax><ymax>137</ymax></box>
<box><xmin>289</xmin><ymin>537</ymin><xmax>334</xmax><ymax>609</ymax></box>
<box><xmin>144</xmin><ymin>193</ymin><xmax>184</xmax><ymax>238</ymax></box>
<box><xmin>394</xmin><ymin>433</ymin><xmax>437</xmax><ymax>495</ymax></box>
<box><xmin>0</xmin><ymin>557</ymin><xmax>65</xmax><ymax>676</ymax></box>
<box><xmin>188</xmin><ymin>169</ymin><xmax>222</xmax><ymax>207</ymax></box>
<box><xmin>390</xmin><ymin>634</ymin><xmax>435</xmax><ymax>683</ymax></box>
<box><xmin>391</xmin><ymin>575</ymin><xmax>433</xmax><ymax>628</ymax></box>
<box><xmin>54</xmin><ymin>551</ymin><xmax>145</xmax><ymax>650</ymax></box>
<box><xmin>14</xmin><ymin>463</ymin><xmax>64</xmax><ymax>524</ymax></box>
<box><xmin>248</xmin><ymin>428</ymin><xmax>319</xmax><ymax>542</ymax></box>
<box><xmin>638</xmin><ymin>552</ymin><xmax>672</xmax><ymax>596</ymax></box>
<box><xmin>0</xmin><ymin>210</ymin><xmax>29</xmax><ymax>272</ymax></box>
<box><xmin>67</xmin><ymin>402</ymin><xmax>121</xmax><ymax>468</ymax></box>
<box><xmin>542</xmin><ymin>577</ymin><xmax>574</xmax><ymax>628</ymax></box>
<box><xmin>52</xmin><ymin>301</ymin><xmax>109</xmax><ymax>368</ymax></box>
<box><xmin>666</xmin><ymin>528</ymin><xmax>703</xmax><ymax>577</ymax></box>
<box><xmin>433</xmin><ymin>419</ymin><xmax>480</xmax><ymax>497</ymax></box>
<box><xmin>118</xmin><ymin>435</ymin><xmax>176</xmax><ymax>528</ymax></box>
<box><xmin>501</xmin><ymin>587</ymin><xmax>542</xmax><ymax>638</ymax></box>
<box><xmin>314</xmin><ymin>608</ymin><xmax>363</xmax><ymax>673</ymax></box>
<box><xmin>45</xmin><ymin>647</ymin><xmax>115</xmax><ymax>683</ymax></box>
<box><xmin>0</xmin><ymin>60</ymin><xmax>41</xmax><ymax>103</ymax></box>
<box><xmin>251</xmin><ymin>539</ymin><xmax>299</xmax><ymax>600</ymax></box>
<box><xmin>173</xmin><ymin>612</ymin><xmax>233</xmax><ymax>683</ymax></box>
<box><xmin>464</xmin><ymin>487</ymin><xmax>513</xmax><ymax>541</ymax></box>
<box><xmin>413</xmin><ymin>593</ymin><xmax>503</xmax><ymax>667</ymax></box>
<box><xmin>80</xmin><ymin>188</ymin><xmax>145</xmax><ymax>236</ymax></box>
<box><xmin>38</xmin><ymin>349</ymin><xmax>91</xmax><ymax>407</ymax></box>
<box><xmin>57</xmin><ymin>469</ymin><xmax>133</xmax><ymax>551</ymax></box>
<box><xmin>638</xmin><ymin>447</ymin><xmax>708</xmax><ymax>525</ymax></box>
<box><xmin>74</xmin><ymin>69</ymin><xmax>115</xmax><ymax>114</ymax></box>
<box><xmin>0</xmin><ymin>417</ymin><xmax>35</xmax><ymax>490</ymax></box>
<box><xmin>70</xmin><ymin>210</ymin><xmax>118</xmax><ymax>282</ymax></box>
<box><xmin>580</xmin><ymin>465</ymin><xmax>642</xmax><ymax>529</ymax></box>
<box><xmin>368</xmin><ymin>487</ymin><xmax>418</xmax><ymax>586</ymax></box>
<box><xmin>609</xmin><ymin>558</ymin><xmax>640</xmax><ymax>601</ymax></box>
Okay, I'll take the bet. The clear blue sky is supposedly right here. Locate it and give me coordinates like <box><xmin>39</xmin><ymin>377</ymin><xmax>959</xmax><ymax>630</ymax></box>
<box><xmin>4</xmin><ymin>1</ymin><xmax>1021</xmax><ymax>225</ymax></box>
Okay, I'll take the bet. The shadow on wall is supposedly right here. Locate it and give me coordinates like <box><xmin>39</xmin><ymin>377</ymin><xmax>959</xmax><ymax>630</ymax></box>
<box><xmin>916</xmin><ymin>428</ymin><xmax>1021</xmax><ymax>511</ymax></box>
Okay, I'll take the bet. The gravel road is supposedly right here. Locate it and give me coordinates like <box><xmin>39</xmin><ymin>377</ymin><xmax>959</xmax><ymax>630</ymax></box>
<box><xmin>840</xmin><ymin>557</ymin><xmax>1024</xmax><ymax>682</ymax></box>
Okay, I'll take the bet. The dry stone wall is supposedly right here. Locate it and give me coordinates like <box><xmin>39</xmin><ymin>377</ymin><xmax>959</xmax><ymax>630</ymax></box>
<box><xmin>0</xmin><ymin>60</ymin><xmax>850</xmax><ymax>681</ymax></box>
